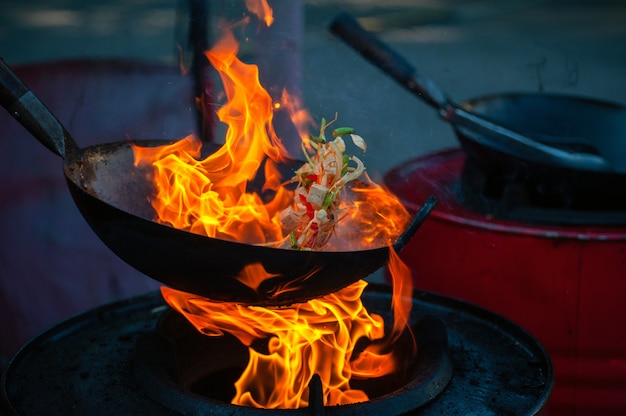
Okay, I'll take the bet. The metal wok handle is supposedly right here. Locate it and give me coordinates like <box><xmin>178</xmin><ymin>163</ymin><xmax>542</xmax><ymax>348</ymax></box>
<box><xmin>393</xmin><ymin>195</ymin><xmax>437</xmax><ymax>253</ymax></box>
<box><xmin>329</xmin><ymin>13</ymin><xmax>611</xmax><ymax>173</ymax></box>
<box><xmin>0</xmin><ymin>58</ymin><xmax>78</xmax><ymax>159</ymax></box>
<box><xmin>329</xmin><ymin>12</ymin><xmax>448</xmax><ymax>111</ymax></box>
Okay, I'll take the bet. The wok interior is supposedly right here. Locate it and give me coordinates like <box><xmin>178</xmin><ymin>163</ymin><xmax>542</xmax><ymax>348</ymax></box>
<box><xmin>61</xmin><ymin>139</ymin><xmax>396</xmax><ymax>253</ymax></box>
<box><xmin>64</xmin><ymin>140</ymin><xmax>162</xmax><ymax>222</ymax></box>
<box><xmin>463</xmin><ymin>93</ymin><xmax>626</xmax><ymax>169</ymax></box>
<box><xmin>60</xmin><ymin>140</ymin><xmax>392</xmax><ymax>304</ymax></box>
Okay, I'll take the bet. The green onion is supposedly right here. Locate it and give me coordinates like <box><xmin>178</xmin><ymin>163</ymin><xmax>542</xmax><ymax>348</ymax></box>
<box><xmin>289</xmin><ymin>231</ymin><xmax>299</xmax><ymax>249</ymax></box>
<box><xmin>332</xmin><ymin>127</ymin><xmax>354</xmax><ymax>137</ymax></box>
<box><xmin>322</xmin><ymin>191</ymin><xmax>337</xmax><ymax>210</ymax></box>
<box><xmin>341</xmin><ymin>155</ymin><xmax>350</xmax><ymax>176</ymax></box>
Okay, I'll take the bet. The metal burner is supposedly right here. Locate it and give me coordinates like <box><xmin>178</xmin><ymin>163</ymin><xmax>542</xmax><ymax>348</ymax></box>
<box><xmin>133</xmin><ymin>309</ymin><xmax>450</xmax><ymax>415</ymax></box>
<box><xmin>1</xmin><ymin>285</ymin><xmax>552</xmax><ymax>415</ymax></box>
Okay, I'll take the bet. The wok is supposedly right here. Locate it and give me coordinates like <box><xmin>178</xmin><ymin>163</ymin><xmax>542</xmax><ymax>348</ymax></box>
<box><xmin>0</xmin><ymin>59</ymin><xmax>435</xmax><ymax>306</ymax></box>
<box><xmin>459</xmin><ymin>93</ymin><xmax>626</xmax><ymax>215</ymax></box>
<box><xmin>329</xmin><ymin>13</ymin><xmax>626</xmax><ymax>178</ymax></box>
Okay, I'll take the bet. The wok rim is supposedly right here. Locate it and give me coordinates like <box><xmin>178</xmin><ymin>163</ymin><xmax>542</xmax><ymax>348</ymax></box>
<box><xmin>63</xmin><ymin>138</ymin><xmax>399</xmax><ymax>256</ymax></box>
<box><xmin>457</xmin><ymin>91</ymin><xmax>626</xmax><ymax>174</ymax></box>
<box><xmin>461</xmin><ymin>91</ymin><xmax>625</xmax><ymax>110</ymax></box>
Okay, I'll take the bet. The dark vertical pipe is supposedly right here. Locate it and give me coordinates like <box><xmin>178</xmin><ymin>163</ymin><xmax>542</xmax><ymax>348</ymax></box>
<box><xmin>188</xmin><ymin>0</ymin><xmax>214</xmax><ymax>143</ymax></box>
<box><xmin>255</xmin><ymin>0</ymin><xmax>304</xmax><ymax>157</ymax></box>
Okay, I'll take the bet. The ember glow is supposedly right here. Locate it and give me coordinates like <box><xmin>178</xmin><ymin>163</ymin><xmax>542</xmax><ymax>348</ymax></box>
<box><xmin>131</xmin><ymin>9</ymin><xmax>417</xmax><ymax>410</ymax></box>
<box><xmin>162</xmin><ymin>248</ymin><xmax>414</xmax><ymax>408</ymax></box>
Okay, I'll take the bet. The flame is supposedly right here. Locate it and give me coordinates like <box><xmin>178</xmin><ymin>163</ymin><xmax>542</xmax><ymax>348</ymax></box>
<box><xmin>245</xmin><ymin>0</ymin><xmax>274</xmax><ymax>27</ymax></box>
<box><xmin>162</xmin><ymin>248</ymin><xmax>414</xmax><ymax>408</ymax></box>
<box><xmin>132</xmin><ymin>13</ymin><xmax>419</xmax><ymax>409</ymax></box>
<box><xmin>132</xmin><ymin>25</ymin><xmax>410</xmax><ymax>251</ymax></box>
<box><xmin>133</xmin><ymin>28</ymin><xmax>293</xmax><ymax>245</ymax></box>
<box><xmin>235</xmin><ymin>263</ymin><xmax>282</xmax><ymax>291</ymax></box>
<box><xmin>276</xmin><ymin>88</ymin><xmax>315</xmax><ymax>144</ymax></box>
<box><xmin>330</xmin><ymin>178</ymin><xmax>411</xmax><ymax>251</ymax></box>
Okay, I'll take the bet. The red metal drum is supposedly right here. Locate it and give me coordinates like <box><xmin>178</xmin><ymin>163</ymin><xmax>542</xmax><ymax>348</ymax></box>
<box><xmin>384</xmin><ymin>148</ymin><xmax>626</xmax><ymax>416</ymax></box>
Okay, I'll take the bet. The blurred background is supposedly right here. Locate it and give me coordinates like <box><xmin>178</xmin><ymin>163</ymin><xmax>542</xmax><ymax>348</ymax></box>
<box><xmin>3</xmin><ymin>0</ymin><xmax>626</xmax><ymax>173</ymax></box>
<box><xmin>1</xmin><ymin>0</ymin><xmax>626</xmax><ymax>413</ymax></box>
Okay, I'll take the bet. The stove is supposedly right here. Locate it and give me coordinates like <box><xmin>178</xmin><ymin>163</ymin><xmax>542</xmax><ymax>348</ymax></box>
<box><xmin>2</xmin><ymin>284</ymin><xmax>551</xmax><ymax>415</ymax></box>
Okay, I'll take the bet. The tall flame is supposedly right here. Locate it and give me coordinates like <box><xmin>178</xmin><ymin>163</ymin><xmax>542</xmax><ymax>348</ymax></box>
<box><xmin>162</xmin><ymin>247</ymin><xmax>414</xmax><ymax>409</ymax></box>
<box><xmin>133</xmin><ymin>26</ymin><xmax>410</xmax><ymax>249</ymax></box>
<box><xmin>133</xmin><ymin>29</ymin><xmax>293</xmax><ymax>244</ymax></box>
<box><xmin>133</xmin><ymin>11</ymin><xmax>418</xmax><ymax>410</ymax></box>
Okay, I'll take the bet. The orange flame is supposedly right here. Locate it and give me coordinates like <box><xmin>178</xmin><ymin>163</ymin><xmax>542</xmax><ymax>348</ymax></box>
<box><xmin>330</xmin><ymin>177</ymin><xmax>412</xmax><ymax>251</ymax></box>
<box><xmin>276</xmin><ymin>88</ymin><xmax>315</xmax><ymax>144</ymax></box>
<box><xmin>162</xmin><ymin>248</ymin><xmax>414</xmax><ymax>408</ymax></box>
<box><xmin>133</xmin><ymin>28</ymin><xmax>293</xmax><ymax>245</ymax></box>
<box><xmin>132</xmin><ymin>26</ymin><xmax>410</xmax><ymax>251</ymax></box>
<box><xmin>235</xmin><ymin>263</ymin><xmax>282</xmax><ymax>291</ymax></box>
<box><xmin>133</xmin><ymin>15</ymin><xmax>418</xmax><ymax>410</ymax></box>
<box><xmin>245</xmin><ymin>0</ymin><xmax>274</xmax><ymax>27</ymax></box>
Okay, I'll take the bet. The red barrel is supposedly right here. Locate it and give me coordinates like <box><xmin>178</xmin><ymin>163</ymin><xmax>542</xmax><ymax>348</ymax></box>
<box><xmin>384</xmin><ymin>148</ymin><xmax>626</xmax><ymax>416</ymax></box>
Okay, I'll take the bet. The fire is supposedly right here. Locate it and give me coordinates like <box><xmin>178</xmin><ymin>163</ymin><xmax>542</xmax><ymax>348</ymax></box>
<box><xmin>331</xmin><ymin>178</ymin><xmax>414</xmax><ymax>251</ymax></box>
<box><xmin>245</xmin><ymin>0</ymin><xmax>274</xmax><ymax>27</ymax></box>
<box><xmin>132</xmin><ymin>8</ymin><xmax>417</xmax><ymax>410</ymax></box>
<box><xmin>133</xmin><ymin>28</ymin><xmax>293</xmax><ymax>245</ymax></box>
<box><xmin>132</xmin><ymin>25</ymin><xmax>409</xmax><ymax>250</ymax></box>
<box><xmin>277</xmin><ymin>88</ymin><xmax>315</xmax><ymax>144</ymax></box>
<box><xmin>162</xmin><ymin>247</ymin><xmax>414</xmax><ymax>408</ymax></box>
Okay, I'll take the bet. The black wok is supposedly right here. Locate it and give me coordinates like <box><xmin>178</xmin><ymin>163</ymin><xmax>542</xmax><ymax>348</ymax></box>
<box><xmin>329</xmin><ymin>13</ymin><xmax>626</xmax><ymax>178</ymax></box>
<box><xmin>0</xmin><ymin>59</ymin><xmax>435</xmax><ymax>306</ymax></box>
<box><xmin>458</xmin><ymin>93</ymin><xmax>626</xmax><ymax>216</ymax></box>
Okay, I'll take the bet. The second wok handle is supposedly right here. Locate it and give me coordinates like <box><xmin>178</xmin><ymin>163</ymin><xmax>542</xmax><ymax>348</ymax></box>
<box><xmin>329</xmin><ymin>12</ymin><xmax>449</xmax><ymax>110</ymax></box>
<box><xmin>0</xmin><ymin>58</ymin><xmax>78</xmax><ymax>159</ymax></box>
<box><xmin>393</xmin><ymin>195</ymin><xmax>437</xmax><ymax>253</ymax></box>
<box><xmin>330</xmin><ymin>13</ymin><xmax>612</xmax><ymax>173</ymax></box>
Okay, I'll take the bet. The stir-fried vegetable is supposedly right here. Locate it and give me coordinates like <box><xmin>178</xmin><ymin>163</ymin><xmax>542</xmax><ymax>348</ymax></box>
<box><xmin>279</xmin><ymin>114</ymin><xmax>367</xmax><ymax>250</ymax></box>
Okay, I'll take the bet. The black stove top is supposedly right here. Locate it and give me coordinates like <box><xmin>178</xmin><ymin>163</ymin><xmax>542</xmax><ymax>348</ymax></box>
<box><xmin>1</xmin><ymin>284</ymin><xmax>552</xmax><ymax>415</ymax></box>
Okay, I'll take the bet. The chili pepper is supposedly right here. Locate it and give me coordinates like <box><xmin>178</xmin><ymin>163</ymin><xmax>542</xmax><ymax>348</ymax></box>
<box><xmin>306</xmin><ymin>203</ymin><xmax>315</xmax><ymax>219</ymax></box>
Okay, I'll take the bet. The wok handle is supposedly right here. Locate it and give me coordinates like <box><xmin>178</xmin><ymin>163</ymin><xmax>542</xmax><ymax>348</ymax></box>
<box><xmin>329</xmin><ymin>13</ymin><xmax>612</xmax><ymax>173</ymax></box>
<box><xmin>0</xmin><ymin>58</ymin><xmax>78</xmax><ymax>159</ymax></box>
<box><xmin>329</xmin><ymin>12</ymin><xmax>449</xmax><ymax>110</ymax></box>
<box><xmin>393</xmin><ymin>195</ymin><xmax>437</xmax><ymax>252</ymax></box>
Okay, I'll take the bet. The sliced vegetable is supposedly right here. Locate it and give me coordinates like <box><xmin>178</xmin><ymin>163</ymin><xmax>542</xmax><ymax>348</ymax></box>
<box><xmin>307</xmin><ymin>183</ymin><xmax>329</xmax><ymax>208</ymax></box>
<box><xmin>332</xmin><ymin>127</ymin><xmax>355</xmax><ymax>137</ymax></box>
<box><xmin>289</xmin><ymin>231</ymin><xmax>299</xmax><ymax>249</ymax></box>
<box><xmin>279</xmin><ymin>115</ymin><xmax>367</xmax><ymax>250</ymax></box>
<box><xmin>350</xmin><ymin>134</ymin><xmax>367</xmax><ymax>151</ymax></box>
